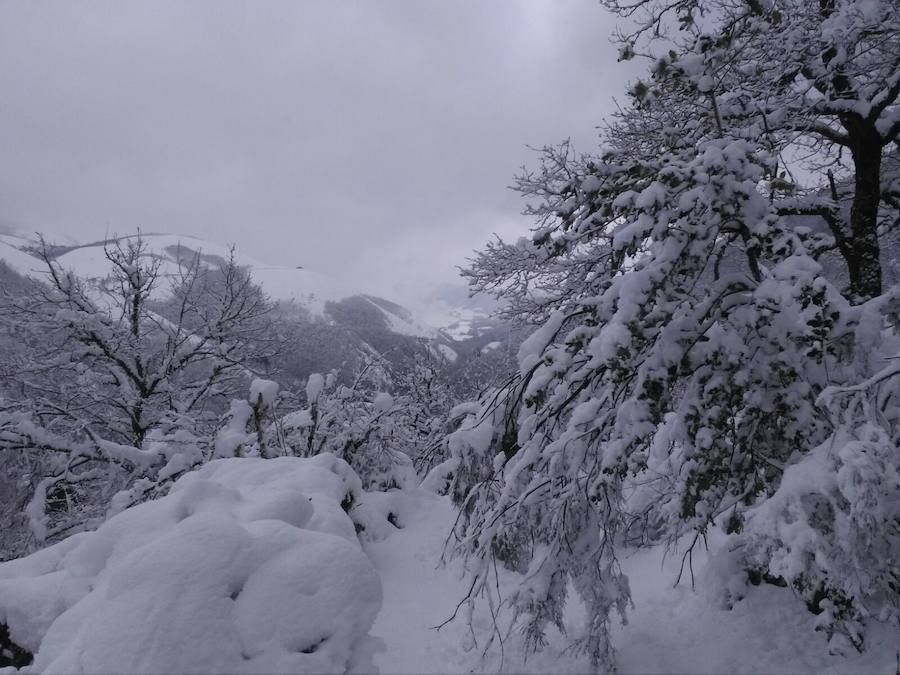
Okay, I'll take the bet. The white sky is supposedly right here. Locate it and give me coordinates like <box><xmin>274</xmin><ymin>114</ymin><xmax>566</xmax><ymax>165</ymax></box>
<box><xmin>0</xmin><ymin>1</ymin><xmax>638</xmax><ymax>305</ymax></box>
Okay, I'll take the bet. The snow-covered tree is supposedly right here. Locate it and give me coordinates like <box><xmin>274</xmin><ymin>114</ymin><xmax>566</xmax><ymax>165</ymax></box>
<box><xmin>449</xmin><ymin>1</ymin><xmax>900</xmax><ymax>669</ymax></box>
<box><xmin>392</xmin><ymin>354</ymin><xmax>456</xmax><ymax>475</ymax></box>
<box><xmin>0</xmin><ymin>235</ymin><xmax>275</xmax><ymax>555</ymax></box>
<box><xmin>8</xmin><ymin>235</ymin><xmax>274</xmax><ymax>447</ymax></box>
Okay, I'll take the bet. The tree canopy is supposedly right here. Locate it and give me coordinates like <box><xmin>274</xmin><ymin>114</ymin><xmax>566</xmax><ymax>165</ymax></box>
<box><xmin>449</xmin><ymin>1</ymin><xmax>900</xmax><ymax>669</ymax></box>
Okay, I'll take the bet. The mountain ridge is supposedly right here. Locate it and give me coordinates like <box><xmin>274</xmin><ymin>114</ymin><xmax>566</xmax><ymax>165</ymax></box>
<box><xmin>0</xmin><ymin>232</ymin><xmax>450</xmax><ymax>342</ymax></box>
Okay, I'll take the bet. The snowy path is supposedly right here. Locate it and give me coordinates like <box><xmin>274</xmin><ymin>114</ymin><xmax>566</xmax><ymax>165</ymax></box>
<box><xmin>366</xmin><ymin>491</ymin><xmax>478</xmax><ymax>674</ymax></box>
<box><xmin>366</xmin><ymin>490</ymin><xmax>593</xmax><ymax>674</ymax></box>
<box><xmin>366</xmin><ymin>490</ymin><xmax>898</xmax><ymax>675</ymax></box>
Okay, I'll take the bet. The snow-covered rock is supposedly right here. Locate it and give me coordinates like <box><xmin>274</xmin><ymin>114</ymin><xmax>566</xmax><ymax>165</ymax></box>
<box><xmin>0</xmin><ymin>455</ymin><xmax>383</xmax><ymax>674</ymax></box>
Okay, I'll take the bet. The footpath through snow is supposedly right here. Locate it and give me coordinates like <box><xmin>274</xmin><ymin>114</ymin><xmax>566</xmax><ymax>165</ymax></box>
<box><xmin>367</xmin><ymin>489</ymin><xmax>593</xmax><ymax>674</ymax></box>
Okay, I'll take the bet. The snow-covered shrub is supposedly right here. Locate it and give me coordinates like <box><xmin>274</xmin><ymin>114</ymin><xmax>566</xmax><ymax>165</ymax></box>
<box><xmin>392</xmin><ymin>355</ymin><xmax>456</xmax><ymax>476</ymax></box>
<box><xmin>5</xmin><ymin>235</ymin><xmax>274</xmax><ymax>449</ymax></box>
<box><xmin>0</xmin><ymin>402</ymin><xmax>170</xmax><ymax>552</ymax></box>
<box><xmin>0</xmin><ymin>454</ymin><xmax>383</xmax><ymax>673</ymax></box>
<box><xmin>738</xmin><ymin>358</ymin><xmax>900</xmax><ymax>652</ymax></box>
<box><xmin>214</xmin><ymin>378</ymin><xmax>282</xmax><ymax>460</ymax></box>
<box><xmin>281</xmin><ymin>372</ymin><xmax>417</xmax><ymax>490</ymax></box>
<box><xmin>1</xmin><ymin>379</ymin><xmax>281</xmax><ymax>557</ymax></box>
<box><xmin>447</xmin><ymin>382</ymin><xmax>521</xmax><ymax>515</ymax></box>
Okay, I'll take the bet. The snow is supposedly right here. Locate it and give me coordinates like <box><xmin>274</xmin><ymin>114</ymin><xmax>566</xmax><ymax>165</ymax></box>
<box><xmin>408</xmin><ymin>298</ymin><xmax>496</xmax><ymax>342</ymax></box>
<box><xmin>41</xmin><ymin>233</ymin><xmax>439</xmax><ymax>339</ymax></box>
<box><xmin>433</xmin><ymin>343</ymin><xmax>459</xmax><ymax>362</ymax></box>
<box><xmin>215</xmin><ymin>399</ymin><xmax>254</xmax><ymax>458</ymax></box>
<box><xmin>365</xmin><ymin>491</ymin><xmax>898</xmax><ymax>675</ymax></box>
<box><xmin>51</xmin><ymin>234</ymin><xmax>355</xmax><ymax>309</ymax></box>
<box><xmin>0</xmin><ymin>238</ymin><xmax>44</xmax><ymax>278</ymax></box>
<box><xmin>283</xmin><ymin>408</ymin><xmax>313</xmax><ymax>429</ymax></box>
<box><xmin>305</xmin><ymin>372</ymin><xmax>325</xmax><ymax>403</ymax></box>
<box><xmin>0</xmin><ymin>233</ymin><xmax>442</xmax><ymax>341</ymax></box>
<box><xmin>517</xmin><ymin>309</ymin><xmax>566</xmax><ymax>369</ymax></box>
<box><xmin>480</xmin><ymin>340</ymin><xmax>502</xmax><ymax>353</ymax></box>
<box><xmin>0</xmin><ymin>455</ymin><xmax>383</xmax><ymax>674</ymax></box>
<box><xmin>372</xmin><ymin>392</ymin><xmax>394</xmax><ymax>413</ymax></box>
<box><xmin>612</xmin><ymin>538</ymin><xmax>898</xmax><ymax>674</ymax></box>
<box><xmin>2</xmin><ymin>471</ymin><xmax>897</xmax><ymax>674</ymax></box>
<box><xmin>249</xmin><ymin>378</ymin><xmax>279</xmax><ymax>408</ymax></box>
<box><xmin>635</xmin><ymin>181</ymin><xmax>667</xmax><ymax>209</ymax></box>
<box><xmin>93</xmin><ymin>439</ymin><xmax>163</xmax><ymax>468</ymax></box>
<box><xmin>252</xmin><ymin>266</ymin><xmax>358</xmax><ymax>316</ymax></box>
<box><xmin>444</xmin><ymin>318</ymin><xmax>475</xmax><ymax>341</ymax></box>
<box><xmin>362</xmin><ymin>296</ymin><xmax>439</xmax><ymax>339</ymax></box>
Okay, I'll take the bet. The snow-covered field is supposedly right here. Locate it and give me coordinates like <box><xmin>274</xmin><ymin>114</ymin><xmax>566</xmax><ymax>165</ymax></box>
<box><xmin>3</xmin><ymin>457</ymin><xmax>896</xmax><ymax>674</ymax></box>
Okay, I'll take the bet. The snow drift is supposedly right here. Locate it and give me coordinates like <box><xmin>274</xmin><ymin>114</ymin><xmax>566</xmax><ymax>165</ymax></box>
<box><xmin>0</xmin><ymin>455</ymin><xmax>383</xmax><ymax>674</ymax></box>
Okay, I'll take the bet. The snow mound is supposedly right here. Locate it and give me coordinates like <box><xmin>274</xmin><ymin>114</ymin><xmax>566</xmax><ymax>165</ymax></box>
<box><xmin>0</xmin><ymin>455</ymin><xmax>383</xmax><ymax>674</ymax></box>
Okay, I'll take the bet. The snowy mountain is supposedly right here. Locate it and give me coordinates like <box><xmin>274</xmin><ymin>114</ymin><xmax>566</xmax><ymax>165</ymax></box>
<box><xmin>0</xmin><ymin>234</ymin><xmax>45</xmax><ymax>277</ymax></box>
<box><xmin>0</xmin><ymin>232</ymin><xmax>442</xmax><ymax>341</ymax></box>
<box><xmin>409</xmin><ymin>284</ymin><xmax>505</xmax><ymax>342</ymax></box>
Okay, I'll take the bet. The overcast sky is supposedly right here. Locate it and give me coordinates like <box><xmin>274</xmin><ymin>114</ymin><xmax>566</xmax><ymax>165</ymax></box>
<box><xmin>0</xmin><ymin>1</ymin><xmax>637</xmax><ymax>305</ymax></box>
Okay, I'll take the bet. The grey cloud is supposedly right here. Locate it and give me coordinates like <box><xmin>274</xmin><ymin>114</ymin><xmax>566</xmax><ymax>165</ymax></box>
<box><xmin>0</xmin><ymin>0</ymin><xmax>637</xmax><ymax>302</ymax></box>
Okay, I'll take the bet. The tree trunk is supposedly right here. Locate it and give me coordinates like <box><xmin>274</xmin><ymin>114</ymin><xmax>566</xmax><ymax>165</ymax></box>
<box><xmin>848</xmin><ymin>128</ymin><xmax>883</xmax><ymax>301</ymax></box>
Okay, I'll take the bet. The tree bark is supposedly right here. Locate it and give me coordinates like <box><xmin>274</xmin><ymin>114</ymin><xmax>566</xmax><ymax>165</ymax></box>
<box><xmin>848</xmin><ymin>127</ymin><xmax>883</xmax><ymax>300</ymax></box>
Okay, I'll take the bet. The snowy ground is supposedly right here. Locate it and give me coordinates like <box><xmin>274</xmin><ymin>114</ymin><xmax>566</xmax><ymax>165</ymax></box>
<box><xmin>2</xmin><ymin>460</ymin><xmax>896</xmax><ymax>674</ymax></box>
<box><xmin>367</xmin><ymin>490</ymin><xmax>592</xmax><ymax>675</ymax></box>
<box><xmin>368</xmin><ymin>489</ymin><xmax>898</xmax><ymax>675</ymax></box>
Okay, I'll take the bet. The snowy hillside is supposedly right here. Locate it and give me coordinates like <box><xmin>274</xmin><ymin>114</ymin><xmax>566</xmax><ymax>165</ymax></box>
<box><xmin>0</xmin><ymin>233</ymin><xmax>440</xmax><ymax>340</ymax></box>
<box><xmin>411</xmin><ymin>285</ymin><xmax>502</xmax><ymax>341</ymax></box>
<box><xmin>0</xmin><ymin>235</ymin><xmax>44</xmax><ymax>277</ymax></box>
